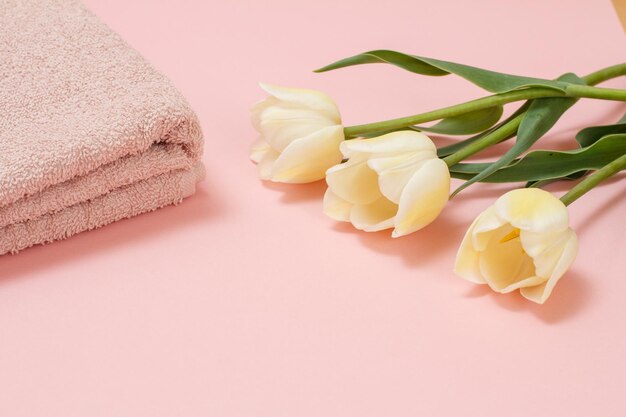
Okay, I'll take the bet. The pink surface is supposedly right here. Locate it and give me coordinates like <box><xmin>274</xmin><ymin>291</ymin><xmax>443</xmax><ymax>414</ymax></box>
<box><xmin>0</xmin><ymin>1</ymin><xmax>624</xmax><ymax>416</ymax></box>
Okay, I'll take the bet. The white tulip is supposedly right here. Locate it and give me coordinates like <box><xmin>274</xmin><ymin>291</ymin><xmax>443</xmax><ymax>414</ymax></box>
<box><xmin>323</xmin><ymin>131</ymin><xmax>450</xmax><ymax>237</ymax></box>
<box><xmin>250</xmin><ymin>83</ymin><xmax>344</xmax><ymax>183</ymax></box>
<box><xmin>454</xmin><ymin>188</ymin><xmax>578</xmax><ymax>304</ymax></box>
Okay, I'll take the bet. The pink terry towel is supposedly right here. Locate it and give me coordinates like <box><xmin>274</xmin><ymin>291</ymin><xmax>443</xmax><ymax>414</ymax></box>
<box><xmin>0</xmin><ymin>0</ymin><xmax>204</xmax><ymax>255</ymax></box>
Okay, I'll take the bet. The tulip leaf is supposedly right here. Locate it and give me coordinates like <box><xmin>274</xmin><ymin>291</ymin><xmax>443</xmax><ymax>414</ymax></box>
<box><xmin>524</xmin><ymin>171</ymin><xmax>585</xmax><ymax>189</ymax></box>
<box><xmin>449</xmin><ymin>133</ymin><xmax>626</xmax><ymax>182</ymax></box>
<box><xmin>575</xmin><ymin>112</ymin><xmax>626</xmax><ymax>147</ymax></box>
<box><xmin>316</xmin><ymin>50</ymin><xmax>568</xmax><ymax>93</ymax></box>
<box><xmin>416</xmin><ymin>105</ymin><xmax>503</xmax><ymax>135</ymax></box>
<box><xmin>437</xmin><ymin>102</ymin><xmax>530</xmax><ymax>157</ymax></box>
<box><xmin>357</xmin><ymin>105</ymin><xmax>503</xmax><ymax>139</ymax></box>
<box><xmin>450</xmin><ymin>73</ymin><xmax>585</xmax><ymax>196</ymax></box>
<box><xmin>524</xmin><ymin>112</ymin><xmax>626</xmax><ymax>186</ymax></box>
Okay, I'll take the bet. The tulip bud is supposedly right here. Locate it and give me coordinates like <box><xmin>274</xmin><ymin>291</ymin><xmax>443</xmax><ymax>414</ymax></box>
<box><xmin>323</xmin><ymin>131</ymin><xmax>450</xmax><ymax>237</ymax></box>
<box><xmin>250</xmin><ymin>83</ymin><xmax>344</xmax><ymax>183</ymax></box>
<box><xmin>454</xmin><ymin>188</ymin><xmax>578</xmax><ymax>304</ymax></box>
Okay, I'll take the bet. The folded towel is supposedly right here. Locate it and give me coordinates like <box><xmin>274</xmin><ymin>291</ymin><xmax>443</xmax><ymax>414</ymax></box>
<box><xmin>0</xmin><ymin>0</ymin><xmax>204</xmax><ymax>254</ymax></box>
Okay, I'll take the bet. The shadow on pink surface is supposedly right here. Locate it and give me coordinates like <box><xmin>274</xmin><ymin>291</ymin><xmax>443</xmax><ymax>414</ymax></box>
<box><xmin>330</xmin><ymin>213</ymin><xmax>465</xmax><ymax>268</ymax></box>
<box><xmin>463</xmin><ymin>271</ymin><xmax>591</xmax><ymax>324</ymax></box>
<box><xmin>256</xmin><ymin>172</ymin><xmax>622</xmax><ymax>324</ymax></box>
<box><xmin>261</xmin><ymin>179</ymin><xmax>328</xmax><ymax>203</ymax></box>
<box><xmin>0</xmin><ymin>180</ymin><xmax>224</xmax><ymax>283</ymax></box>
<box><xmin>263</xmin><ymin>178</ymin><xmax>465</xmax><ymax>266</ymax></box>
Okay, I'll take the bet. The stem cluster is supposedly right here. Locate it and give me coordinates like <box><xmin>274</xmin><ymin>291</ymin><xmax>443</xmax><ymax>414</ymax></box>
<box><xmin>342</xmin><ymin>63</ymin><xmax>626</xmax><ymax>203</ymax></box>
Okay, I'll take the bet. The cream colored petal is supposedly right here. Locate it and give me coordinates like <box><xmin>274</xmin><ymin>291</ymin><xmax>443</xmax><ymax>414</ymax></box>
<box><xmin>259</xmin><ymin>83</ymin><xmax>341</xmax><ymax>123</ymax></box>
<box><xmin>499</xmin><ymin>275</ymin><xmax>546</xmax><ymax>293</ymax></box>
<box><xmin>323</xmin><ymin>188</ymin><xmax>353</xmax><ymax>222</ymax></box>
<box><xmin>261</xmin><ymin>104</ymin><xmax>336</xmax><ymax>124</ymax></box>
<box><xmin>471</xmin><ymin>206</ymin><xmax>506</xmax><ymax>251</ymax></box>
<box><xmin>326</xmin><ymin>157</ymin><xmax>382</xmax><ymax>205</ymax></box>
<box><xmin>251</xmin><ymin>96</ymin><xmax>278</xmax><ymax>131</ymax></box>
<box><xmin>250</xmin><ymin>137</ymin><xmax>272</xmax><ymax>163</ymax></box>
<box><xmin>494</xmin><ymin>188</ymin><xmax>569</xmax><ymax>233</ymax></box>
<box><xmin>519</xmin><ymin>228</ymin><xmax>568</xmax><ymax>261</ymax></box>
<box><xmin>546</xmin><ymin>229</ymin><xmax>578</xmax><ymax>281</ymax></box>
<box><xmin>270</xmin><ymin>125</ymin><xmax>344</xmax><ymax>183</ymax></box>
<box><xmin>520</xmin><ymin>228</ymin><xmax>578</xmax><ymax>304</ymax></box>
<box><xmin>392</xmin><ymin>158</ymin><xmax>450</xmax><ymax>237</ymax></box>
<box><xmin>259</xmin><ymin>106</ymin><xmax>337</xmax><ymax>152</ymax></box>
<box><xmin>454</xmin><ymin>215</ymin><xmax>486</xmax><ymax>284</ymax></box>
<box><xmin>368</xmin><ymin>151</ymin><xmax>434</xmax><ymax>204</ymax></box>
<box><xmin>478</xmin><ymin>224</ymin><xmax>539</xmax><ymax>293</ymax></box>
<box><xmin>340</xmin><ymin>131</ymin><xmax>437</xmax><ymax>159</ymax></box>
<box><xmin>257</xmin><ymin>148</ymin><xmax>279</xmax><ymax>180</ymax></box>
<box><xmin>524</xmin><ymin>229</ymin><xmax>574</xmax><ymax>278</ymax></box>
<box><xmin>349</xmin><ymin>197</ymin><xmax>397</xmax><ymax>232</ymax></box>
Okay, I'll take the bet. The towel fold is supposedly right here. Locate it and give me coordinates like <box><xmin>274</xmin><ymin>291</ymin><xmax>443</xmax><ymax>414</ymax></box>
<box><xmin>0</xmin><ymin>0</ymin><xmax>204</xmax><ymax>254</ymax></box>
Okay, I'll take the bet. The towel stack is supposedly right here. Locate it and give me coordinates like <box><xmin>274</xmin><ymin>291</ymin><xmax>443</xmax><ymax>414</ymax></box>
<box><xmin>0</xmin><ymin>0</ymin><xmax>204</xmax><ymax>255</ymax></box>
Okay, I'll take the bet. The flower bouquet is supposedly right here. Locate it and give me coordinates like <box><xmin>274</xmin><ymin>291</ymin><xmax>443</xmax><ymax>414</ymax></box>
<box><xmin>250</xmin><ymin>50</ymin><xmax>626</xmax><ymax>304</ymax></box>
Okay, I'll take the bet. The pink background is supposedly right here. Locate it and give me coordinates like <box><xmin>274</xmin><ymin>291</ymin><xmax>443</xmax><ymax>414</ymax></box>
<box><xmin>1</xmin><ymin>1</ymin><xmax>625</xmax><ymax>416</ymax></box>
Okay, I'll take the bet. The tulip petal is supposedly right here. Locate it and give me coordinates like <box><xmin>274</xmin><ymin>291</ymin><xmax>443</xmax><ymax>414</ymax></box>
<box><xmin>251</xmin><ymin>96</ymin><xmax>278</xmax><ymax>131</ymax></box>
<box><xmin>323</xmin><ymin>188</ymin><xmax>353</xmax><ymax>222</ymax></box>
<box><xmin>454</xmin><ymin>215</ymin><xmax>486</xmax><ymax>284</ymax></box>
<box><xmin>471</xmin><ymin>206</ymin><xmax>506</xmax><ymax>251</ymax></box>
<box><xmin>250</xmin><ymin>137</ymin><xmax>272</xmax><ymax>164</ymax></box>
<box><xmin>499</xmin><ymin>275</ymin><xmax>545</xmax><ymax>293</ymax></box>
<box><xmin>349</xmin><ymin>197</ymin><xmax>397</xmax><ymax>232</ymax></box>
<box><xmin>340</xmin><ymin>131</ymin><xmax>436</xmax><ymax>159</ymax></box>
<box><xmin>368</xmin><ymin>151</ymin><xmax>434</xmax><ymax>204</ymax></box>
<box><xmin>326</xmin><ymin>157</ymin><xmax>382</xmax><ymax>205</ymax></box>
<box><xmin>521</xmin><ymin>229</ymin><xmax>578</xmax><ymax>304</ymax></box>
<box><xmin>494</xmin><ymin>188</ymin><xmax>569</xmax><ymax>233</ymax></box>
<box><xmin>259</xmin><ymin>83</ymin><xmax>341</xmax><ymax>123</ymax></box>
<box><xmin>392</xmin><ymin>158</ymin><xmax>450</xmax><ymax>237</ymax></box>
<box><xmin>520</xmin><ymin>229</ymin><xmax>572</xmax><ymax>268</ymax></box>
<box><xmin>270</xmin><ymin>125</ymin><xmax>344</xmax><ymax>183</ymax></box>
<box><xmin>259</xmin><ymin>106</ymin><xmax>338</xmax><ymax>152</ymax></box>
<box><xmin>478</xmin><ymin>224</ymin><xmax>540</xmax><ymax>293</ymax></box>
<box><xmin>257</xmin><ymin>148</ymin><xmax>280</xmax><ymax>180</ymax></box>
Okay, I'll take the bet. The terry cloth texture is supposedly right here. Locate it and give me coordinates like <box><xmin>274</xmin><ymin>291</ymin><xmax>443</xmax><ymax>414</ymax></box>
<box><xmin>0</xmin><ymin>0</ymin><xmax>205</xmax><ymax>255</ymax></box>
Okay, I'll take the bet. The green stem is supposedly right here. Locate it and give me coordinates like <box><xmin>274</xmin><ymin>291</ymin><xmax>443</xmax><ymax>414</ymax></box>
<box><xmin>343</xmin><ymin>88</ymin><xmax>563</xmax><ymax>138</ymax></box>
<box><xmin>564</xmin><ymin>84</ymin><xmax>626</xmax><ymax>101</ymax></box>
<box><xmin>438</xmin><ymin>65</ymin><xmax>626</xmax><ymax>166</ymax></box>
<box><xmin>342</xmin><ymin>63</ymin><xmax>626</xmax><ymax>139</ymax></box>
<box><xmin>442</xmin><ymin>114</ymin><xmax>523</xmax><ymax>166</ymax></box>
<box><xmin>560</xmin><ymin>153</ymin><xmax>626</xmax><ymax>206</ymax></box>
<box><xmin>582</xmin><ymin>63</ymin><xmax>626</xmax><ymax>85</ymax></box>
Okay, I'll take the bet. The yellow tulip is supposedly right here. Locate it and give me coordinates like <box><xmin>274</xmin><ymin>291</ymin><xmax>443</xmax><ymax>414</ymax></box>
<box><xmin>250</xmin><ymin>83</ymin><xmax>344</xmax><ymax>183</ymax></box>
<box><xmin>454</xmin><ymin>188</ymin><xmax>578</xmax><ymax>304</ymax></box>
<box><xmin>323</xmin><ymin>131</ymin><xmax>450</xmax><ymax>237</ymax></box>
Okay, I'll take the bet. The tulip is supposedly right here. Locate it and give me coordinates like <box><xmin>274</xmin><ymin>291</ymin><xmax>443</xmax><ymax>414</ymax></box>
<box><xmin>454</xmin><ymin>188</ymin><xmax>578</xmax><ymax>304</ymax></box>
<box><xmin>249</xmin><ymin>83</ymin><xmax>344</xmax><ymax>183</ymax></box>
<box><xmin>323</xmin><ymin>131</ymin><xmax>450</xmax><ymax>237</ymax></box>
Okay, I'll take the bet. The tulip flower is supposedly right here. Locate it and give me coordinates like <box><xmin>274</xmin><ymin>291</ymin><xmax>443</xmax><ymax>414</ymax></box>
<box><xmin>323</xmin><ymin>131</ymin><xmax>450</xmax><ymax>237</ymax></box>
<box><xmin>454</xmin><ymin>188</ymin><xmax>578</xmax><ymax>304</ymax></box>
<box><xmin>249</xmin><ymin>83</ymin><xmax>344</xmax><ymax>183</ymax></box>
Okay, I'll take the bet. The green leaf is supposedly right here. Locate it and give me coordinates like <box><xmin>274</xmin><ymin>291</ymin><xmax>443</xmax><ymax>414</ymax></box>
<box><xmin>575</xmin><ymin>112</ymin><xmax>626</xmax><ymax>147</ymax></box>
<box><xmin>523</xmin><ymin>112</ymin><xmax>626</xmax><ymax>186</ymax></box>
<box><xmin>451</xmin><ymin>73</ymin><xmax>584</xmax><ymax>196</ymax></box>
<box><xmin>437</xmin><ymin>102</ymin><xmax>530</xmax><ymax>157</ymax></box>
<box><xmin>449</xmin><ymin>134</ymin><xmax>626</xmax><ymax>182</ymax></box>
<box><xmin>417</xmin><ymin>105</ymin><xmax>503</xmax><ymax>135</ymax></box>
<box><xmin>524</xmin><ymin>172</ymin><xmax>586</xmax><ymax>188</ymax></box>
<box><xmin>316</xmin><ymin>50</ymin><xmax>568</xmax><ymax>93</ymax></box>
<box><xmin>356</xmin><ymin>105</ymin><xmax>503</xmax><ymax>139</ymax></box>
